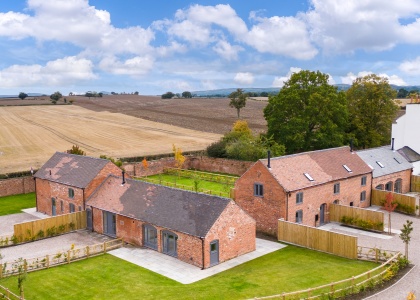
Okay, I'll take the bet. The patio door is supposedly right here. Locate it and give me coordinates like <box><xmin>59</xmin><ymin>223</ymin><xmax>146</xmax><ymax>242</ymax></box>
<box><xmin>210</xmin><ymin>240</ymin><xmax>219</xmax><ymax>266</ymax></box>
<box><xmin>103</xmin><ymin>211</ymin><xmax>116</xmax><ymax>237</ymax></box>
<box><xmin>51</xmin><ymin>197</ymin><xmax>56</xmax><ymax>216</ymax></box>
<box><xmin>86</xmin><ymin>208</ymin><xmax>93</xmax><ymax>231</ymax></box>
<box><xmin>320</xmin><ymin>203</ymin><xmax>327</xmax><ymax>225</ymax></box>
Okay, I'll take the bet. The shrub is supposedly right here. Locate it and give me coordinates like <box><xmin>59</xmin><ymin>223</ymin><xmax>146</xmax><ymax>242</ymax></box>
<box><xmin>206</xmin><ymin>140</ymin><xmax>227</xmax><ymax>158</ymax></box>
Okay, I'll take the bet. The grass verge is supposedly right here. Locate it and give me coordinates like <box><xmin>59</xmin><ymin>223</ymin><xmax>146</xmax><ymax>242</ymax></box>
<box><xmin>0</xmin><ymin>193</ymin><xmax>36</xmax><ymax>216</ymax></box>
<box><xmin>0</xmin><ymin>246</ymin><xmax>378</xmax><ymax>299</ymax></box>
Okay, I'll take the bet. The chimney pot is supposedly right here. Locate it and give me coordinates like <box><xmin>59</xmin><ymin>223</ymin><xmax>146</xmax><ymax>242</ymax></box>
<box><xmin>122</xmin><ymin>170</ymin><xmax>126</xmax><ymax>185</ymax></box>
<box><xmin>391</xmin><ymin>138</ymin><xmax>395</xmax><ymax>151</ymax></box>
<box><xmin>350</xmin><ymin>139</ymin><xmax>354</xmax><ymax>152</ymax></box>
<box><xmin>267</xmin><ymin>150</ymin><xmax>271</xmax><ymax>169</ymax></box>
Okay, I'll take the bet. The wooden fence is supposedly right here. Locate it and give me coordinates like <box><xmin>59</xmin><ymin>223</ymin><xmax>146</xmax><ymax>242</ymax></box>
<box><xmin>278</xmin><ymin>220</ymin><xmax>358</xmax><ymax>259</ymax></box>
<box><xmin>0</xmin><ymin>239</ymin><xmax>123</xmax><ymax>279</ymax></box>
<box><xmin>371</xmin><ymin>190</ymin><xmax>417</xmax><ymax>215</ymax></box>
<box><xmin>329</xmin><ymin>204</ymin><xmax>384</xmax><ymax>231</ymax></box>
<box><xmin>412</xmin><ymin>175</ymin><xmax>420</xmax><ymax>192</ymax></box>
<box><xmin>0</xmin><ymin>285</ymin><xmax>21</xmax><ymax>300</ymax></box>
<box><xmin>252</xmin><ymin>251</ymin><xmax>401</xmax><ymax>300</ymax></box>
<box><xmin>13</xmin><ymin>211</ymin><xmax>87</xmax><ymax>244</ymax></box>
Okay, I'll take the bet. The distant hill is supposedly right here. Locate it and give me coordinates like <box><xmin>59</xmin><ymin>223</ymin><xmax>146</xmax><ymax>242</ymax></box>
<box><xmin>0</xmin><ymin>93</ymin><xmax>46</xmax><ymax>99</ymax></box>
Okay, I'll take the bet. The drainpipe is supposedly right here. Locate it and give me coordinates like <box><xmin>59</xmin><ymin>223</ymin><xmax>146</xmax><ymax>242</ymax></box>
<box><xmin>83</xmin><ymin>188</ymin><xmax>86</xmax><ymax>211</ymax></box>
<box><xmin>34</xmin><ymin>177</ymin><xmax>38</xmax><ymax>211</ymax></box>
<box><xmin>201</xmin><ymin>237</ymin><xmax>205</xmax><ymax>270</ymax></box>
<box><xmin>286</xmin><ymin>192</ymin><xmax>289</xmax><ymax>221</ymax></box>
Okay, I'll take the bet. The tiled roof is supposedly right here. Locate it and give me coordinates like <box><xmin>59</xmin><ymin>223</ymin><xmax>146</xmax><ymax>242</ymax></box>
<box><xmin>397</xmin><ymin>146</ymin><xmax>420</xmax><ymax>163</ymax></box>
<box><xmin>34</xmin><ymin>152</ymin><xmax>111</xmax><ymax>188</ymax></box>
<box><xmin>259</xmin><ymin>146</ymin><xmax>372</xmax><ymax>192</ymax></box>
<box><xmin>87</xmin><ymin>176</ymin><xmax>230</xmax><ymax>238</ymax></box>
<box><xmin>356</xmin><ymin>146</ymin><xmax>413</xmax><ymax>178</ymax></box>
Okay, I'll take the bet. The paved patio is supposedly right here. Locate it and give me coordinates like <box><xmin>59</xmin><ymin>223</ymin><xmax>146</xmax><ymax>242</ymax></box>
<box><xmin>109</xmin><ymin>238</ymin><xmax>285</xmax><ymax>284</ymax></box>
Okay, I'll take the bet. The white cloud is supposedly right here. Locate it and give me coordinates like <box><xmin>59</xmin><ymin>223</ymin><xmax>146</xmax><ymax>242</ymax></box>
<box><xmin>272</xmin><ymin>67</ymin><xmax>302</xmax><ymax>87</ymax></box>
<box><xmin>99</xmin><ymin>56</ymin><xmax>154</xmax><ymax>76</ymax></box>
<box><xmin>305</xmin><ymin>0</ymin><xmax>420</xmax><ymax>53</ymax></box>
<box><xmin>399</xmin><ymin>57</ymin><xmax>420</xmax><ymax>75</ymax></box>
<box><xmin>0</xmin><ymin>56</ymin><xmax>96</xmax><ymax>87</ymax></box>
<box><xmin>234</xmin><ymin>72</ymin><xmax>254</xmax><ymax>85</ymax></box>
<box><xmin>212</xmin><ymin>40</ymin><xmax>243</xmax><ymax>60</ymax></box>
<box><xmin>247</xmin><ymin>15</ymin><xmax>317</xmax><ymax>60</ymax></box>
<box><xmin>340</xmin><ymin>71</ymin><xmax>406</xmax><ymax>85</ymax></box>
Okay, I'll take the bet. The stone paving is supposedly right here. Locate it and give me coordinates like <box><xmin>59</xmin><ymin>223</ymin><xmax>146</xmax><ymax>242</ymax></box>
<box><xmin>109</xmin><ymin>238</ymin><xmax>286</xmax><ymax>284</ymax></box>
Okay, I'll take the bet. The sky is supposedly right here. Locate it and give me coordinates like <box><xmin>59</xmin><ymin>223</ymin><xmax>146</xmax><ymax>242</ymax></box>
<box><xmin>1</xmin><ymin>0</ymin><xmax>420</xmax><ymax>95</ymax></box>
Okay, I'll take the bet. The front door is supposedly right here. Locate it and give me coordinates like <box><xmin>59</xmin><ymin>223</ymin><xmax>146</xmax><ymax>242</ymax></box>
<box><xmin>86</xmin><ymin>208</ymin><xmax>93</xmax><ymax>231</ymax></box>
<box><xmin>162</xmin><ymin>231</ymin><xmax>177</xmax><ymax>257</ymax></box>
<box><xmin>103</xmin><ymin>211</ymin><xmax>116</xmax><ymax>236</ymax></box>
<box><xmin>51</xmin><ymin>198</ymin><xmax>56</xmax><ymax>216</ymax></box>
<box><xmin>210</xmin><ymin>240</ymin><xmax>219</xmax><ymax>266</ymax></box>
<box><xmin>320</xmin><ymin>203</ymin><xmax>327</xmax><ymax>225</ymax></box>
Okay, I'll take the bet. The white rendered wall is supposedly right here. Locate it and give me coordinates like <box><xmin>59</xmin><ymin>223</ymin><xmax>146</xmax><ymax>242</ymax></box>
<box><xmin>392</xmin><ymin>104</ymin><xmax>420</xmax><ymax>154</ymax></box>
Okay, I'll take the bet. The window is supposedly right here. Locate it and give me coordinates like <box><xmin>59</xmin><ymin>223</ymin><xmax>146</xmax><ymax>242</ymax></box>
<box><xmin>375</xmin><ymin>184</ymin><xmax>384</xmax><ymax>190</ymax></box>
<box><xmin>78</xmin><ymin>206</ymin><xmax>82</xmax><ymax>212</ymax></box>
<box><xmin>394</xmin><ymin>179</ymin><xmax>402</xmax><ymax>193</ymax></box>
<box><xmin>103</xmin><ymin>211</ymin><xmax>117</xmax><ymax>236</ymax></box>
<box><xmin>295</xmin><ymin>210</ymin><xmax>303</xmax><ymax>223</ymax></box>
<box><xmin>333</xmin><ymin>183</ymin><xmax>340</xmax><ymax>194</ymax></box>
<box><xmin>385</xmin><ymin>181</ymin><xmax>393</xmax><ymax>191</ymax></box>
<box><xmin>60</xmin><ymin>200</ymin><xmax>64</xmax><ymax>213</ymax></box>
<box><xmin>360</xmin><ymin>191</ymin><xmax>366</xmax><ymax>202</ymax></box>
<box><xmin>361</xmin><ymin>176</ymin><xmax>367</xmax><ymax>186</ymax></box>
<box><xmin>376</xmin><ymin>161</ymin><xmax>385</xmax><ymax>168</ymax></box>
<box><xmin>144</xmin><ymin>224</ymin><xmax>158</xmax><ymax>250</ymax></box>
<box><xmin>68</xmin><ymin>188</ymin><xmax>75</xmax><ymax>199</ymax></box>
<box><xmin>333</xmin><ymin>199</ymin><xmax>340</xmax><ymax>204</ymax></box>
<box><xmin>296</xmin><ymin>192</ymin><xmax>303</xmax><ymax>204</ymax></box>
<box><xmin>304</xmin><ymin>173</ymin><xmax>314</xmax><ymax>181</ymax></box>
<box><xmin>162</xmin><ymin>231</ymin><xmax>178</xmax><ymax>257</ymax></box>
<box><xmin>343</xmin><ymin>164</ymin><xmax>352</xmax><ymax>172</ymax></box>
<box><xmin>254</xmin><ymin>183</ymin><xmax>263</xmax><ymax>197</ymax></box>
<box><xmin>69</xmin><ymin>203</ymin><xmax>75</xmax><ymax>213</ymax></box>
<box><xmin>349</xmin><ymin>202</ymin><xmax>354</xmax><ymax>207</ymax></box>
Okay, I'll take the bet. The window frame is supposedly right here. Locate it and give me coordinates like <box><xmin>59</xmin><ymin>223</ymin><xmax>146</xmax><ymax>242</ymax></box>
<box><xmin>360</xmin><ymin>191</ymin><xmax>366</xmax><ymax>202</ymax></box>
<box><xmin>68</xmin><ymin>188</ymin><xmax>75</xmax><ymax>199</ymax></box>
<box><xmin>333</xmin><ymin>183</ymin><xmax>340</xmax><ymax>194</ymax></box>
<box><xmin>361</xmin><ymin>176</ymin><xmax>367</xmax><ymax>186</ymax></box>
<box><xmin>69</xmin><ymin>203</ymin><xmax>75</xmax><ymax>213</ymax></box>
<box><xmin>143</xmin><ymin>224</ymin><xmax>158</xmax><ymax>250</ymax></box>
<box><xmin>296</xmin><ymin>192</ymin><xmax>303</xmax><ymax>204</ymax></box>
<box><xmin>254</xmin><ymin>183</ymin><xmax>264</xmax><ymax>197</ymax></box>
<box><xmin>295</xmin><ymin>210</ymin><xmax>303</xmax><ymax>223</ymax></box>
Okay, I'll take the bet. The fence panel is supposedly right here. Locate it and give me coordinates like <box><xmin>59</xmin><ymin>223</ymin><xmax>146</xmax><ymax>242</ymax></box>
<box><xmin>13</xmin><ymin>211</ymin><xmax>87</xmax><ymax>243</ymax></box>
<box><xmin>412</xmin><ymin>175</ymin><xmax>420</xmax><ymax>192</ymax></box>
<box><xmin>330</xmin><ymin>204</ymin><xmax>384</xmax><ymax>231</ymax></box>
<box><xmin>371</xmin><ymin>190</ymin><xmax>416</xmax><ymax>214</ymax></box>
<box><xmin>278</xmin><ymin>219</ymin><xmax>357</xmax><ymax>259</ymax></box>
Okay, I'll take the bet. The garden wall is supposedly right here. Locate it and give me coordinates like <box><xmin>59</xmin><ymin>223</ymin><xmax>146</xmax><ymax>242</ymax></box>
<box><xmin>124</xmin><ymin>156</ymin><xmax>253</xmax><ymax>177</ymax></box>
<box><xmin>0</xmin><ymin>176</ymin><xmax>35</xmax><ymax>197</ymax></box>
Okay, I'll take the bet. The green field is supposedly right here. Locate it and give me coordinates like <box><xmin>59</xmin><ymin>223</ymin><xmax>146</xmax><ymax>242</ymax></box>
<box><xmin>0</xmin><ymin>193</ymin><xmax>36</xmax><ymax>216</ymax></box>
<box><xmin>0</xmin><ymin>246</ymin><xmax>378</xmax><ymax>299</ymax></box>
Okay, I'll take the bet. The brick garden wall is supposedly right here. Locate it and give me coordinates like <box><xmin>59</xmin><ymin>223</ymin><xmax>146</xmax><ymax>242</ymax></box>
<box><xmin>0</xmin><ymin>176</ymin><xmax>35</xmax><ymax>197</ymax></box>
<box><xmin>123</xmin><ymin>156</ymin><xmax>253</xmax><ymax>177</ymax></box>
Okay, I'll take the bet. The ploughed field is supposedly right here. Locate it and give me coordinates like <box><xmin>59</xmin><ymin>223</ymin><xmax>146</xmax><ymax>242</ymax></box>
<box><xmin>70</xmin><ymin>95</ymin><xmax>268</xmax><ymax>134</ymax></box>
<box><xmin>0</xmin><ymin>105</ymin><xmax>221</xmax><ymax>173</ymax></box>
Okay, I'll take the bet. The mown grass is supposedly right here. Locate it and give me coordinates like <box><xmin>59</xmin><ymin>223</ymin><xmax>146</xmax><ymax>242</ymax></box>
<box><xmin>139</xmin><ymin>173</ymin><xmax>235</xmax><ymax>197</ymax></box>
<box><xmin>0</xmin><ymin>246</ymin><xmax>378</xmax><ymax>299</ymax></box>
<box><xmin>0</xmin><ymin>193</ymin><xmax>36</xmax><ymax>216</ymax></box>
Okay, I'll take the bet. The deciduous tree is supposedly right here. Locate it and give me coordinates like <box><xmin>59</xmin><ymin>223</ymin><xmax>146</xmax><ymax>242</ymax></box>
<box><xmin>383</xmin><ymin>192</ymin><xmax>398</xmax><ymax>235</ymax></box>
<box><xmin>161</xmin><ymin>92</ymin><xmax>175</xmax><ymax>99</ymax></box>
<box><xmin>172</xmin><ymin>144</ymin><xmax>185</xmax><ymax>169</ymax></box>
<box><xmin>228</xmin><ymin>88</ymin><xmax>247</xmax><ymax>119</ymax></box>
<box><xmin>67</xmin><ymin>145</ymin><xmax>86</xmax><ymax>156</ymax></box>
<box><xmin>399</xmin><ymin>220</ymin><xmax>413</xmax><ymax>259</ymax></box>
<box><xmin>182</xmin><ymin>91</ymin><xmax>192</xmax><ymax>98</ymax></box>
<box><xmin>264</xmin><ymin>70</ymin><xmax>348</xmax><ymax>154</ymax></box>
<box><xmin>50</xmin><ymin>91</ymin><xmax>63</xmax><ymax>102</ymax></box>
<box><xmin>347</xmin><ymin>74</ymin><xmax>398</xmax><ymax>149</ymax></box>
<box><xmin>18</xmin><ymin>92</ymin><xmax>28</xmax><ymax>100</ymax></box>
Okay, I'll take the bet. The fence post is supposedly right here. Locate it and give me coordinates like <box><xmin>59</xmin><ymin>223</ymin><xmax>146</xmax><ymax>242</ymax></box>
<box><xmin>86</xmin><ymin>246</ymin><xmax>90</xmax><ymax>258</ymax></box>
<box><xmin>67</xmin><ymin>250</ymin><xmax>71</xmax><ymax>264</ymax></box>
<box><xmin>330</xmin><ymin>283</ymin><xmax>334</xmax><ymax>297</ymax></box>
<box><xmin>104</xmin><ymin>241</ymin><xmax>107</xmax><ymax>253</ymax></box>
<box><xmin>24</xmin><ymin>259</ymin><xmax>27</xmax><ymax>272</ymax></box>
<box><xmin>46</xmin><ymin>255</ymin><xmax>49</xmax><ymax>268</ymax></box>
<box><xmin>375</xmin><ymin>248</ymin><xmax>379</xmax><ymax>263</ymax></box>
<box><xmin>282</xmin><ymin>292</ymin><xmax>285</xmax><ymax>300</ymax></box>
<box><xmin>307</xmin><ymin>288</ymin><xmax>312</xmax><ymax>298</ymax></box>
<box><xmin>0</xmin><ymin>264</ymin><xmax>2</xmax><ymax>278</ymax></box>
<box><xmin>352</xmin><ymin>276</ymin><xmax>355</xmax><ymax>293</ymax></box>
<box><xmin>6</xmin><ymin>288</ymin><xmax>9</xmax><ymax>299</ymax></box>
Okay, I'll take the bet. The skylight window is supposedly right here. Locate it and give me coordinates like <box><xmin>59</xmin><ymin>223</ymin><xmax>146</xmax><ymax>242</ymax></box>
<box><xmin>343</xmin><ymin>164</ymin><xmax>352</xmax><ymax>172</ymax></box>
<box><xmin>394</xmin><ymin>157</ymin><xmax>402</xmax><ymax>164</ymax></box>
<box><xmin>376</xmin><ymin>161</ymin><xmax>385</xmax><ymax>168</ymax></box>
<box><xmin>304</xmin><ymin>173</ymin><xmax>314</xmax><ymax>181</ymax></box>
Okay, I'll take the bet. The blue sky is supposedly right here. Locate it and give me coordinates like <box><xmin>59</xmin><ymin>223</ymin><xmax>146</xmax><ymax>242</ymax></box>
<box><xmin>1</xmin><ymin>0</ymin><xmax>420</xmax><ymax>95</ymax></box>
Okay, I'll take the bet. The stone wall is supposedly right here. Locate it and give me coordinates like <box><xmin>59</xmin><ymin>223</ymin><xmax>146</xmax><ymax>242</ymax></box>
<box><xmin>0</xmin><ymin>176</ymin><xmax>35</xmax><ymax>197</ymax></box>
<box><xmin>124</xmin><ymin>156</ymin><xmax>253</xmax><ymax>177</ymax></box>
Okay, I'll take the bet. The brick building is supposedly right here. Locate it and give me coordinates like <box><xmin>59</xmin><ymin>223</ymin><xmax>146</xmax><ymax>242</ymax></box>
<box><xmin>87</xmin><ymin>175</ymin><xmax>256</xmax><ymax>269</ymax></box>
<box><xmin>234</xmin><ymin>146</ymin><xmax>372</xmax><ymax>235</ymax></box>
<box><xmin>356</xmin><ymin>146</ymin><xmax>413</xmax><ymax>194</ymax></box>
<box><xmin>34</xmin><ymin>152</ymin><xmax>123</xmax><ymax>216</ymax></box>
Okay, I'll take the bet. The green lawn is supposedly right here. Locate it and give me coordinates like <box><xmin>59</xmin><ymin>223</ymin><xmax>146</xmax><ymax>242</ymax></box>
<box><xmin>0</xmin><ymin>193</ymin><xmax>36</xmax><ymax>216</ymax></box>
<box><xmin>0</xmin><ymin>246</ymin><xmax>378</xmax><ymax>299</ymax></box>
<box><xmin>139</xmin><ymin>173</ymin><xmax>235</xmax><ymax>197</ymax></box>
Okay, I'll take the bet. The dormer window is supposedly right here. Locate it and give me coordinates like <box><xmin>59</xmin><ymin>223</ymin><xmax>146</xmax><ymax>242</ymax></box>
<box><xmin>304</xmin><ymin>173</ymin><xmax>314</xmax><ymax>181</ymax></box>
<box><xmin>343</xmin><ymin>164</ymin><xmax>352</xmax><ymax>172</ymax></box>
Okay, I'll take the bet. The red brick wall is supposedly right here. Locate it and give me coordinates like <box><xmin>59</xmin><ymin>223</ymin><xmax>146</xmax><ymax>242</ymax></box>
<box><xmin>84</xmin><ymin>162</ymin><xmax>125</xmax><ymax>199</ymax></box>
<box><xmin>124</xmin><ymin>156</ymin><xmax>253</xmax><ymax>177</ymax></box>
<box><xmin>36</xmin><ymin>178</ymin><xmax>84</xmax><ymax>215</ymax></box>
<box><xmin>372</xmin><ymin>170</ymin><xmax>412</xmax><ymax>194</ymax></box>
<box><xmin>0</xmin><ymin>176</ymin><xmax>35</xmax><ymax>197</ymax></box>
<box><xmin>204</xmin><ymin>201</ymin><xmax>256</xmax><ymax>268</ymax></box>
<box><xmin>235</xmin><ymin>161</ymin><xmax>372</xmax><ymax>234</ymax></box>
<box><xmin>234</xmin><ymin>161</ymin><xmax>287</xmax><ymax>236</ymax></box>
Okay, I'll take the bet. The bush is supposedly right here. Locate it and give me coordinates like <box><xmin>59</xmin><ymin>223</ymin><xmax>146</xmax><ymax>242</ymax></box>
<box><xmin>206</xmin><ymin>140</ymin><xmax>227</xmax><ymax>158</ymax></box>
<box><xmin>340</xmin><ymin>215</ymin><xmax>383</xmax><ymax>231</ymax></box>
